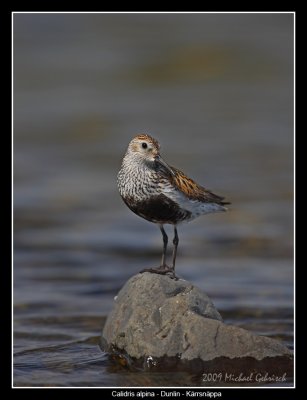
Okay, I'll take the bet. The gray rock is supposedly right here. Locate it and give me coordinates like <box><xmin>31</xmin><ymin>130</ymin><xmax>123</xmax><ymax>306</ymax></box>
<box><xmin>101</xmin><ymin>272</ymin><xmax>292</xmax><ymax>364</ymax></box>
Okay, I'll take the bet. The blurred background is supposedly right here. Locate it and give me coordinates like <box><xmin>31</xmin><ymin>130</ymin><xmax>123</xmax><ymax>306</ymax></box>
<box><xmin>14</xmin><ymin>13</ymin><xmax>294</xmax><ymax>387</ymax></box>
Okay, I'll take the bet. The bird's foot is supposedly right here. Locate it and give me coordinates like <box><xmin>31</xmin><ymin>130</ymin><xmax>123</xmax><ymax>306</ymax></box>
<box><xmin>139</xmin><ymin>265</ymin><xmax>179</xmax><ymax>280</ymax></box>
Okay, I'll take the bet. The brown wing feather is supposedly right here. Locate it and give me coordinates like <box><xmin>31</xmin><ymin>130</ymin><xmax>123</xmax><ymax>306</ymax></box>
<box><xmin>170</xmin><ymin>166</ymin><xmax>230</xmax><ymax>205</ymax></box>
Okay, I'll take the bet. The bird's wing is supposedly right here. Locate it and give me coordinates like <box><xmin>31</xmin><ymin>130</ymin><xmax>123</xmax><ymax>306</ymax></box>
<box><xmin>169</xmin><ymin>166</ymin><xmax>230</xmax><ymax>205</ymax></box>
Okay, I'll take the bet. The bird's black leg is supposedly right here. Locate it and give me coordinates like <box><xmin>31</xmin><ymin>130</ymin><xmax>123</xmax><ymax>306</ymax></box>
<box><xmin>160</xmin><ymin>224</ymin><xmax>168</xmax><ymax>268</ymax></box>
<box><xmin>171</xmin><ymin>226</ymin><xmax>179</xmax><ymax>271</ymax></box>
<box><xmin>139</xmin><ymin>224</ymin><xmax>178</xmax><ymax>279</ymax></box>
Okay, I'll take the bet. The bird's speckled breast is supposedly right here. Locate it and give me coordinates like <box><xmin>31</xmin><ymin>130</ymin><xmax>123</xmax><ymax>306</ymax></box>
<box><xmin>118</xmin><ymin>158</ymin><xmax>191</xmax><ymax>224</ymax></box>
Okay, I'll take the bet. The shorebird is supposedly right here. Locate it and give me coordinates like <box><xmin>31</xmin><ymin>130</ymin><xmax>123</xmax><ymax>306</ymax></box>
<box><xmin>117</xmin><ymin>134</ymin><xmax>230</xmax><ymax>279</ymax></box>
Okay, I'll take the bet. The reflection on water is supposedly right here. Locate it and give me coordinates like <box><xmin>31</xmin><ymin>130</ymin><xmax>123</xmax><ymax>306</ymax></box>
<box><xmin>14</xmin><ymin>13</ymin><xmax>294</xmax><ymax>387</ymax></box>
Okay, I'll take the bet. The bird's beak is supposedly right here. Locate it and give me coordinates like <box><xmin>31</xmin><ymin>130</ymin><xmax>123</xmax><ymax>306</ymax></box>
<box><xmin>154</xmin><ymin>155</ymin><xmax>175</xmax><ymax>176</ymax></box>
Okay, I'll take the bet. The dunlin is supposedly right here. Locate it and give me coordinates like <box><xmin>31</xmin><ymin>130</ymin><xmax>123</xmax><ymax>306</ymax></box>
<box><xmin>117</xmin><ymin>134</ymin><xmax>230</xmax><ymax>279</ymax></box>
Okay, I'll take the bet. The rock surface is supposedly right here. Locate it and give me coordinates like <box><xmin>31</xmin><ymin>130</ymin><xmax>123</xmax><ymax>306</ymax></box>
<box><xmin>101</xmin><ymin>273</ymin><xmax>292</xmax><ymax>365</ymax></box>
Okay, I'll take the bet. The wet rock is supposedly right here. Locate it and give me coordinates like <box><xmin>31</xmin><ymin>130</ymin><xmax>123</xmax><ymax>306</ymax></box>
<box><xmin>101</xmin><ymin>273</ymin><xmax>292</xmax><ymax>366</ymax></box>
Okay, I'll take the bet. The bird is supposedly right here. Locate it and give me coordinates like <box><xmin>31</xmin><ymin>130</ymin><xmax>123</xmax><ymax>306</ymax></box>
<box><xmin>117</xmin><ymin>134</ymin><xmax>230</xmax><ymax>279</ymax></box>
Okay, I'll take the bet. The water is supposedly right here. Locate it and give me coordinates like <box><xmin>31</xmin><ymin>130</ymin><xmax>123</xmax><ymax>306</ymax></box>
<box><xmin>13</xmin><ymin>13</ymin><xmax>294</xmax><ymax>387</ymax></box>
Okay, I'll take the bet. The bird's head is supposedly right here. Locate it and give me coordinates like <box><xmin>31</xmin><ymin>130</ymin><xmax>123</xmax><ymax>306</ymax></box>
<box><xmin>128</xmin><ymin>134</ymin><xmax>160</xmax><ymax>161</ymax></box>
<box><xmin>126</xmin><ymin>133</ymin><xmax>174</xmax><ymax>176</ymax></box>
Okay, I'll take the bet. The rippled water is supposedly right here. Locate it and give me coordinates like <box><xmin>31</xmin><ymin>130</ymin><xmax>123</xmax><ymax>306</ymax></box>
<box><xmin>13</xmin><ymin>13</ymin><xmax>294</xmax><ymax>387</ymax></box>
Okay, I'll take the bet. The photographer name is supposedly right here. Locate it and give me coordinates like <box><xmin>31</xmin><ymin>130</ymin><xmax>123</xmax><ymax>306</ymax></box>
<box><xmin>202</xmin><ymin>371</ymin><xmax>287</xmax><ymax>383</ymax></box>
<box><xmin>226</xmin><ymin>372</ymin><xmax>286</xmax><ymax>383</ymax></box>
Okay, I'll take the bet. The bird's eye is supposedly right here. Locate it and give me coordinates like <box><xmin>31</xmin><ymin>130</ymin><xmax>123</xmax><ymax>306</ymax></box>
<box><xmin>142</xmin><ymin>142</ymin><xmax>148</xmax><ymax>149</ymax></box>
